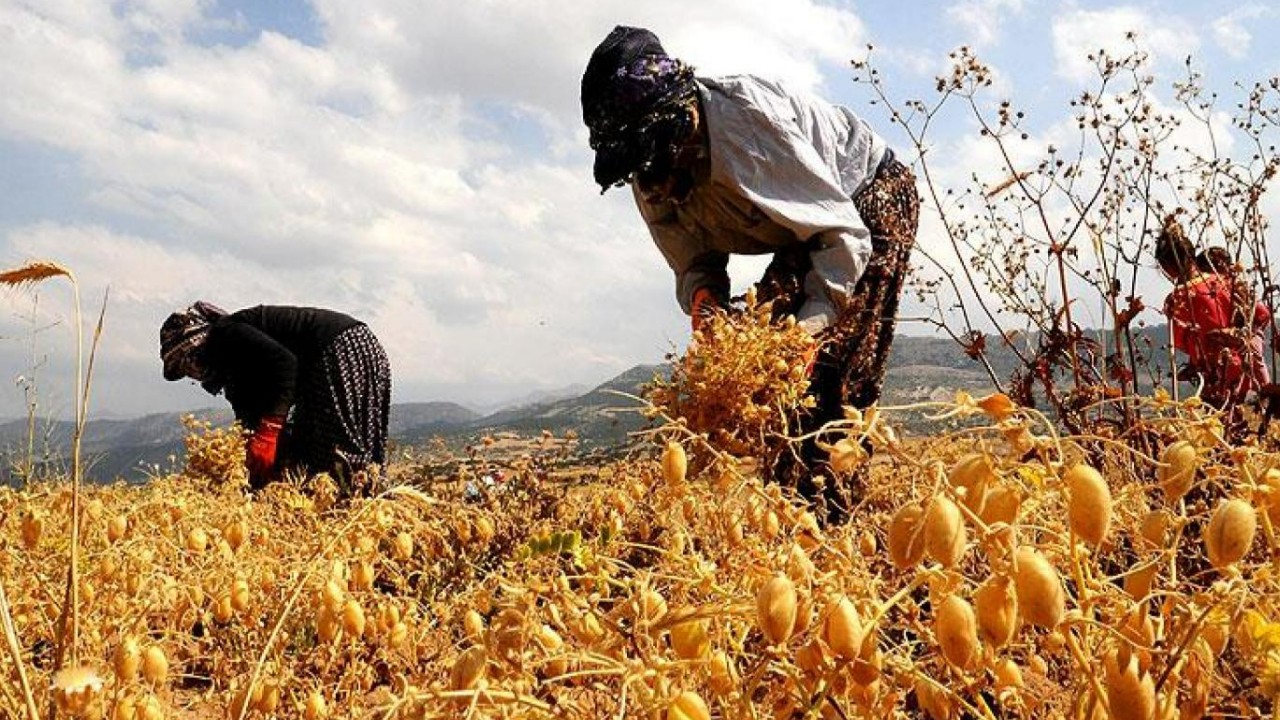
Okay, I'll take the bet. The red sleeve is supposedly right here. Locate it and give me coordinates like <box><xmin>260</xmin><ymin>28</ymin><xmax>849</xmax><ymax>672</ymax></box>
<box><xmin>1253</xmin><ymin>301</ymin><xmax>1272</xmax><ymax>329</ymax></box>
<box><xmin>1165</xmin><ymin>291</ymin><xmax>1195</xmax><ymax>364</ymax></box>
<box><xmin>1167</xmin><ymin>281</ymin><xmax>1231</xmax><ymax>365</ymax></box>
<box><xmin>1170</xmin><ymin>321</ymin><xmax>1200</xmax><ymax>365</ymax></box>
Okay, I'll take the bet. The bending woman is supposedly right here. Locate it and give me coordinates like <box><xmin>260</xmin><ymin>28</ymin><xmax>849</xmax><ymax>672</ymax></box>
<box><xmin>581</xmin><ymin>26</ymin><xmax>920</xmax><ymax>522</ymax></box>
<box><xmin>161</xmin><ymin>302</ymin><xmax>391</xmax><ymax>495</ymax></box>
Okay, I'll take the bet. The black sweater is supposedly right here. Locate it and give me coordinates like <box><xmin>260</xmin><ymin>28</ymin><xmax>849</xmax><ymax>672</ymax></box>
<box><xmin>203</xmin><ymin>306</ymin><xmax>362</xmax><ymax>428</ymax></box>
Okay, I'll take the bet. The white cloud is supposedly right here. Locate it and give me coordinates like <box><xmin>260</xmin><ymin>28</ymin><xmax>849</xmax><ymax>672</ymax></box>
<box><xmin>1211</xmin><ymin>5</ymin><xmax>1270</xmax><ymax>61</ymax></box>
<box><xmin>2</xmin><ymin>0</ymin><xmax>1273</xmax><ymax>423</ymax></box>
<box><xmin>314</xmin><ymin>0</ymin><xmax>865</xmax><ymax>119</ymax></box>
<box><xmin>119</xmin><ymin>0</ymin><xmax>206</xmax><ymax>40</ymax></box>
<box><xmin>1</xmin><ymin>1</ymin><xmax>780</xmax><ymax>416</ymax></box>
<box><xmin>0</xmin><ymin>224</ymin><xmax>274</xmax><ymax>417</ymax></box>
<box><xmin>879</xmin><ymin>46</ymin><xmax>939</xmax><ymax>79</ymax></box>
<box><xmin>11</xmin><ymin>0</ymin><xmax>873</xmax><ymax>414</ymax></box>
<box><xmin>945</xmin><ymin>0</ymin><xmax>1025</xmax><ymax>48</ymax></box>
<box><xmin>0</xmin><ymin>203</ymin><xmax>674</xmax><ymax>416</ymax></box>
<box><xmin>1051</xmin><ymin>7</ymin><xmax>1199</xmax><ymax>85</ymax></box>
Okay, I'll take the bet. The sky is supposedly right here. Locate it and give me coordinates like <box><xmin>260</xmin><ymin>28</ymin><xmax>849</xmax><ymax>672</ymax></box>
<box><xmin>0</xmin><ymin>0</ymin><xmax>1277</xmax><ymax>419</ymax></box>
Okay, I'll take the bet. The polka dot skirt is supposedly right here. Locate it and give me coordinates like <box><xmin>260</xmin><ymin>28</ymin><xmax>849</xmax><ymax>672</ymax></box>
<box><xmin>289</xmin><ymin>324</ymin><xmax>391</xmax><ymax>495</ymax></box>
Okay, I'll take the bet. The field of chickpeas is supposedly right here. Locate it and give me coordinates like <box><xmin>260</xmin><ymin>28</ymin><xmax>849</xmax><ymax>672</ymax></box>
<box><xmin>3</xmin><ymin>298</ymin><xmax>1280</xmax><ymax>720</ymax></box>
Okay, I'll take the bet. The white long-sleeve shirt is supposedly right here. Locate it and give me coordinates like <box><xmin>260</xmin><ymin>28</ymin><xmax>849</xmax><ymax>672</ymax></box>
<box><xmin>634</xmin><ymin>75</ymin><xmax>886</xmax><ymax>333</ymax></box>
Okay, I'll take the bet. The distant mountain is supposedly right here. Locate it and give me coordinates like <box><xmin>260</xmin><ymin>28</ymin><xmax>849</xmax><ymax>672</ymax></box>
<box><xmin>388</xmin><ymin>402</ymin><xmax>481</xmax><ymax>440</ymax></box>
<box><xmin>0</xmin><ymin>407</ymin><xmax>233</xmax><ymax>483</ymax></box>
<box><xmin>882</xmin><ymin>323</ymin><xmax>1178</xmax><ymax>395</ymax></box>
<box><xmin>0</xmin><ymin>325</ymin><xmax>1181</xmax><ymax>485</ymax></box>
<box><xmin>0</xmin><ymin>402</ymin><xmax>481</xmax><ymax>485</ymax></box>
<box><xmin>881</xmin><ymin>363</ymin><xmax>992</xmax><ymax>403</ymax></box>
<box><xmin>472</xmin><ymin>364</ymin><xmax>661</xmax><ymax>444</ymax></box>
<box><xmin>472</xmin><ymin>384</ymin><xmax>595</xmax><ymax>416</ymax></box>
<box><xmin>0</xmin><ymin>372</ymin><xmax>654</xmax><ymax>483</ymax></box>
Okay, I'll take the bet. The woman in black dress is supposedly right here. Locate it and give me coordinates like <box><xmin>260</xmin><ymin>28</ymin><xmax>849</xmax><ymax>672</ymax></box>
<box><xmin>160</xmin><ymin>302</ymin><xmax>391</xmax><ymax>495</ymax></box>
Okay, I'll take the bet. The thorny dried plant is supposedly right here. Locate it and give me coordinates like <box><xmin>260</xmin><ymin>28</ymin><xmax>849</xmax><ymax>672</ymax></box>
<box><xmin>854</xmin><ymin>41</ymin><xmax>1280</xmax><ymax>438</ymax></box>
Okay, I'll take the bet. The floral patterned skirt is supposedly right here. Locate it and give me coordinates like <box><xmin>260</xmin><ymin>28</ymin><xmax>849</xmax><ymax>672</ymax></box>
<box><xmin>761</xmin><ymin>154</ymin><xmax>921</xmax><ymax>522</ymax></box>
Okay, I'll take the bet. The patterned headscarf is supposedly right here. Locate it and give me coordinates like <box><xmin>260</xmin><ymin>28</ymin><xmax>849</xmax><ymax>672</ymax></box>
<box><xmin>581</xmin><ymin>26</ymin><xmax>698</xmax><ymax>191</ymax></box>
<box><xmin>160</xmin><ymin>301</ymin><xmax>227</xmax><ymax>381</ymax></box>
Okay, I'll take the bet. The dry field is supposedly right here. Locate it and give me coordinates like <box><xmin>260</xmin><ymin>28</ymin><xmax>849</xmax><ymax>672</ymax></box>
<box><xmin>2</xmin><ymin>302</ymin><xmax>1280</xmax><ymax>720</ymax></box>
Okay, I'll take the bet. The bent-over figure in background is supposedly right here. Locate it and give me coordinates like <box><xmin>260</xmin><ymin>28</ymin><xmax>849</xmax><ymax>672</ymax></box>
<box><xmin>161</xmin><ymin>302</ymin><xmax>391</xmax><ymax>496</ymax></box>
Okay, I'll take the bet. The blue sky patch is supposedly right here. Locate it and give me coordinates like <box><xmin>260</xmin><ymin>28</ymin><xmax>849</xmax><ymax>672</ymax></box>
<box><xmin>0</xmin><ymin>140</ymin><xmax>88</xmax><ymax>235</ymax></box>
<box><xmin>193</xmin><ymin>0</ymin><xmax>325</xmax><ymax>49</ymax></box>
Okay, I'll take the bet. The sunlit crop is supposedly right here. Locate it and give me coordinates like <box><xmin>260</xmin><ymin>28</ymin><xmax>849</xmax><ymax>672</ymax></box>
<box><xmin>2</xmin><ymin>306</ymin><xmax>1279</xmax><ymax>720</ymax></box>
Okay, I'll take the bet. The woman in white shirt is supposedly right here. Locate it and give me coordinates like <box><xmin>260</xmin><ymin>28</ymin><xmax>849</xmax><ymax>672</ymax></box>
<box><xmin>581</xmin><ymin>26</ymin><xmax>920</xmax><ymax>524</ymax></box>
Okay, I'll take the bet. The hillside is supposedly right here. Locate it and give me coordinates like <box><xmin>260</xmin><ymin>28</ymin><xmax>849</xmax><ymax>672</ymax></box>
<box><xmin>471</xmin><ymin>363</ymin><xmax>661</xmax><ymax>442</ymax></box>
<box><xmin>386</xmin><ymin>402</ymin><xmax>482</xmax><ymax>439</ymax></box>
<box><xmin>0</xmin><ymin>326</ymin><xmax>1180</xmax><ymax>484</ymax></box>
<box><xmin>0</xmin><ymin>402</ymin><xmax>477</xmax><ymax>485</ymax></box>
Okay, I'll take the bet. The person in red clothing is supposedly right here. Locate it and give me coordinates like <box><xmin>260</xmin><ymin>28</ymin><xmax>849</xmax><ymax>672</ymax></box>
<box><xmin>1196</xmin><ymin>246</ymin><xmax>1272</xmax><ymax>392</ymax></box>
<box><xmin>1157</xmin><ymin>218</ymin><xmax>1259</xmax><ymax>408</ymax></box>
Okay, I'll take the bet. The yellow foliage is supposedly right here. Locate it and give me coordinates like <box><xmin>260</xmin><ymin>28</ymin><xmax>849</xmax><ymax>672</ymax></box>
<box><xmin>646</xmin><ymin>290</ymin><xmax>815</xmax><ymax>457</ymax></box>
<box><xmin>0</xmin><ymin>356</ymin><xmax>1278</xmax><ymax>719</ymax></box>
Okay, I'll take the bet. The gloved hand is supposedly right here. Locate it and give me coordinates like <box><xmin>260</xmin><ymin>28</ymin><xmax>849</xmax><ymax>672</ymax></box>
<box><xmin>691</xmin><ymin>287</ymin><xmax>726</xmax><ymax>333</ymax></box>
<box><xmin>802</xmin><ymin>344</ymin><xmax>819</xmax><ymax>378</ymax></box>
<box><xmin>246</xmin><ymin>416</ymin><xmax>285</xmax><ymax>485</ymax></box>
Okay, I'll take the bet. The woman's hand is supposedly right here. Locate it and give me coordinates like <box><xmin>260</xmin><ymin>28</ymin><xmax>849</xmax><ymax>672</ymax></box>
<box><xmin>246</xmin><ymin>416</ymin><xmax>285</xmax><ymax>486</ymax></box>
<box><xmin>690</xmin><ymin>287</ymin><xmax>726</xmax><ymax>332</ymax></box>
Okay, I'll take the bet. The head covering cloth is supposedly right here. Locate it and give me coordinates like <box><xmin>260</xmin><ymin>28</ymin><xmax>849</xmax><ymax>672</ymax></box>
<box><xmin>1155</xmin><ymin>214</ymin><xmax>1196</xmax><ymax>277</ymax></box>
<box><xmin>160</xmin><ymin>301</ymin><xmax>228</xmax><ymax>382</ymax></box>
<box><xmin>581</xmin><ymin>26</ymin><xmax>698</xmax><ymax>191</ymax></box>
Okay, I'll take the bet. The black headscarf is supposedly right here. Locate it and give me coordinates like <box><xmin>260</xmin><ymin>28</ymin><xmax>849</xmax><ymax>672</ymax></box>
<box><xmin>1155</xmin><ymin>215</ymin><xmax>1196</xmax><ymax>278</ymax></box>
<box><xmin>160</xmin><ymin>301</ymin><xmax>227</xmax><ymax>382</ymax></box>
<box><xmin>581</xmin><ymin>26</ymin><xmax>698</xmax><ymax>191</ymax></box>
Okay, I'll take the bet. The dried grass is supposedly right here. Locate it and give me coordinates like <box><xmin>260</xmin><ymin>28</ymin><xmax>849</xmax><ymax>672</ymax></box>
<box><xmin>0</xmin><ymin>261</ymin><xmax>72</xmax><ymax>288</ymax></box>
